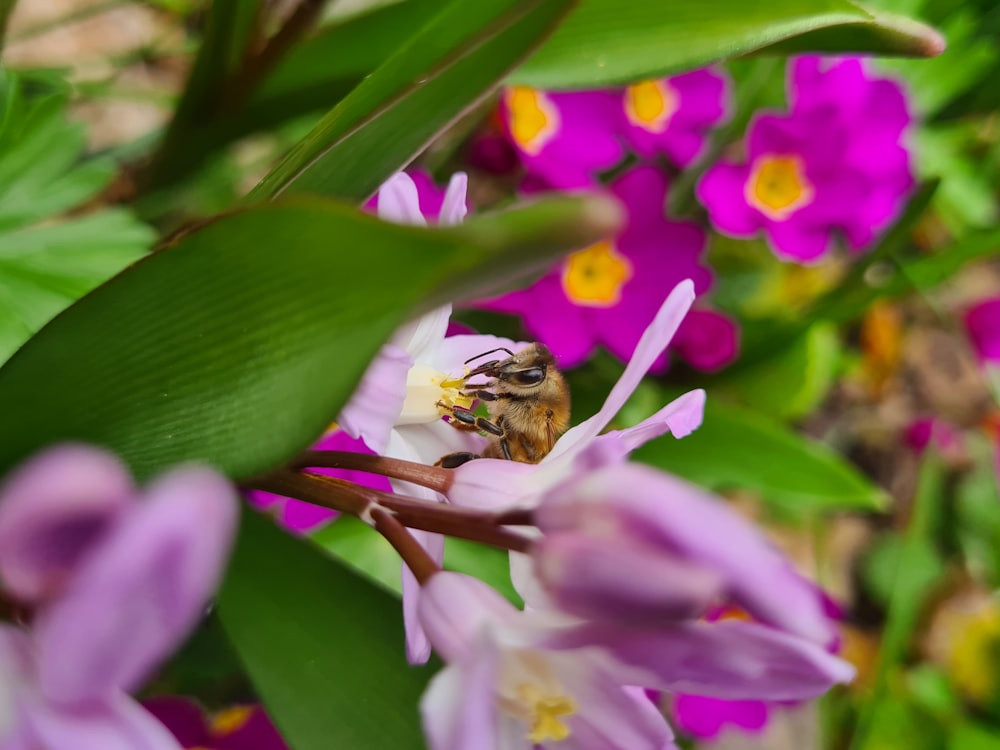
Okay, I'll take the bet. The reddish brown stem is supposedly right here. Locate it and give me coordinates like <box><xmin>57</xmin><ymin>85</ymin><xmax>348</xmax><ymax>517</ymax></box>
<box><xmin>293</xmin><ymin>450</ymin><xmax>453</xmax><ymax>494</ymax></box>
<box><xmin>249</xmin><ymin>470</ymin><xmax>532</xmax><ymax>553</ymax></box>
<box><xmin>370</xmin><ymin>507</ymin><xmax>438</xmax><ymax>584</ymax></box>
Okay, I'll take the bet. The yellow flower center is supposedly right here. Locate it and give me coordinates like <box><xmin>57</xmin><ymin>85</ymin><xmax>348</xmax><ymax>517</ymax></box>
<box><xmin>744</xmin><ymin>154</ymin><xmax>814</xmax><ymax>220</ymax></box>
<box><xmin>624</xmin><ymin>79</ymin><xmax>678</xmax><ymax>133</ymax></box>
<box><xmin>561</xmin><ymin>241</ymin><xmax>633</xmax><ymax>307</ymax></box>
<box><xmin>505</xmin><ymin>86</ymin><xmax>559</xmax><ymax>155</ymax></box>
<box><xmin>398</xmin><ymin>364</ymin><xmax>474</xmax><ymax>424</ymax></box>
<box><xmin>210</xmin><ymin>705</ymin><xmax>253</xmax><ymax>736</ymax></box>
<box><xmin>517</xmin><ymin>683</ymin><xmax>577</xmax><ymax>743</ymax></box>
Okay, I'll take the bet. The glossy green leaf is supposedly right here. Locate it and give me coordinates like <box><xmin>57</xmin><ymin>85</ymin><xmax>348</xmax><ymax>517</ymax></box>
<box><xmin>250</xmin><ymin>0</ymin><xmax>574</xmax><ymax>202</ymax></box>
<box><xmin>634</xmin><ymin>394</ymin><xmax>886</xmax><ymax>512</ymax></box>
<box><xmin>0</xmin><ymin>193</ymin><xmax>618</xmax><ymax>480</ymax></box>
<box><xmin>219</xmin><ymin>508</ymin><xmax>435</xmax><ymax>750</ymax></box>
<box><xmin>511</xmin><ymin>0</ymin><xmax>942</xmax><ymax>90</ymax></box>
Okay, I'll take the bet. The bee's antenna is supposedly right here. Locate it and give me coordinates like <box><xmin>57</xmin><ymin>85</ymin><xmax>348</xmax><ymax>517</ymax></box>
<box><xmin>464</xmin><ymin>347</ymin><xmax>515</xmax><ymax>365</ymax></box>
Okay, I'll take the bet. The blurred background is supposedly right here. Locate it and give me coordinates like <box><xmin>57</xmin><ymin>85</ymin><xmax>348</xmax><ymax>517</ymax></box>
<box><xmin>2</xmin><ymin>0</ymin><xmax>1000</xmax><ymax>747</ymax></box>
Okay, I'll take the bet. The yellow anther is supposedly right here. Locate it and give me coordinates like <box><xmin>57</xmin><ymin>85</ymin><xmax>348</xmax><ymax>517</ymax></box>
<box><xmin>745</xmin><ymin>154</ymin><xmax>814</xmax><ymax>220</ymax></box>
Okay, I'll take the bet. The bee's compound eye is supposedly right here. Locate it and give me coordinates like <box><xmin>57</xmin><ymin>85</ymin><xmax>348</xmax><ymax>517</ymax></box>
<box><xmin>510</xmin><ymin>366</ymin><xmax>546</xmax><ymax>386</ymax></box>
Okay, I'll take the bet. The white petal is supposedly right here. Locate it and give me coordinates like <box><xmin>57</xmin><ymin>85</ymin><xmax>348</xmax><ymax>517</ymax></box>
<box><xmin>377</xmin><ymin>172</ymin><xmax>427</xmax><ymax>225</ymax></box>
<box><xmin>438</xmin><ymin>173</ymin><xmax>469</xmax><ymax>226</ymax></box>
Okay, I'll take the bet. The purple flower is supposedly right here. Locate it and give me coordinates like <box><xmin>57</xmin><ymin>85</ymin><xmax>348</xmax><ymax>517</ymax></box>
<box><xmin>532</xmin><ymin>463</ymin><xmax>836</xmax><ymax>646</ymax></box>
<box><xmin>499</xmin><ymin>87</ymin><xmax>624</xmax><ymax>189</ymax></box>
<box><xmin>697</xmin><ymin>56</ymin><xmax>914</xmax><ymax>263</ymax></box>
<box><xmin>417</xmin><ymin>572</ymin><xmax>852</xmax><ymax>750</ymax></box>
<box><xmin>419</xmin><ymin>572</ymin><xmax>678</xmax><ymax>750</ymax></box>
<box><xmin>965</xmin><ymin>296</ymin><xmax>1000</xmax><ymax>364</ymax></box>
<box><xmin>448</xmin><ymin>280</ymin><xmax>706</xmax><ymax>512</ymax></box>
<box><xmin>144</xmin><ymin>696</ymin><xmax>288</xmax><ymax>750</ymax></box>
<box><xmin>0</xmin><ymin>444</ymin><xmax>238</xmax><ymax>750</ymax></box>
<box><xmin>481</xmin><ymin>166</ymin><xmax>737</xmax><ymax>371</ymax></box>
<box><xmin>619</xmin><ymin>69</ymin><xmax>730</xmax><ymax>167</ymax></box>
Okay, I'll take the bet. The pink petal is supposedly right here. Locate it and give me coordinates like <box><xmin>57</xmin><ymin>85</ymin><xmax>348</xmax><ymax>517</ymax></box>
<box><xmin>35</xmin><ymin>467</ymin><xmax>238</xmax><ymax>702</ymax></box>
<box><xmin>418</xmin><ymin>572</ymin><xmax>518</xmax><ymax>664</ymax></box>
<box><xmin>672</xmin><ymin>310</ymin><xmax>740</xmax><ymax>372</ymax></box>
<box><xmin>696</xmin><ymin>163</ymin><xmax>760</xmax><ymax>237</ymax></box>
<box><xmin>20</xmin><ymin>693</ymin><xmax>183</xmax><ymax>750</ymax></box>
<box><xmin>609</xmin><ymin>388</ymin><xmax>706</xmax><ymax>452</ymax></box>
<box><xmin>419</xmin><ymin>642</ymin><xmax>499</xmax><ymax>750</ymax></box>
<box><xmin>336</xmin><ymin>344</ymin><xmax>412</xmax><ymax>454</ymax></box>
<box><xmin>549</xmin><ymin>280</ymin><xmax>695</xmax><ymax>460</ymax></box>
<box><xmin>965</xmin><ymin>297</ymin><xmax>1000</xmax><ymax>363</ymax></box>
<box><xmin>550</xmin><ymin>619</ymin><xmax>854</xmax><ymax>700</ymax></box>
<box><xmin>376</xmin><ymin>173</ymin><xmax>427</xmax><ymax>225</ymax></box>
<box><xmin>438</xmin><ymin>173</ymin><xmax>469</xmax><ymax>225</ymax></box>
<box><xmin>0</xmin><ymin>445</ymin><xmax>134</xmax><ymax>604</ymax></box>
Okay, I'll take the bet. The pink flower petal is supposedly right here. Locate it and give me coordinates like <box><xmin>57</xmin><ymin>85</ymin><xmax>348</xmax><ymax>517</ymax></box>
<box><xmin>0</xmin><ymin>445</ymin><xmax>134</xmax><ymax>604</ymax></box>
<box><xmin>965</xmin><ymin>297</ymin><xmax>1000</xmax><ymax>363</ymax></box>
<box><xmin>610</xmin><ymin>388</ymin><xmax>706</xmax><ymax>452</ymax></box>
<box><xmin>376</xmin><ymin>173</ymin><xmax>427</xmax><ymax>225</ymax></box>
<box><xmin>35</xmin><ymin>467</ymin><xmax>238</xmax><ymax>701</ymax></box>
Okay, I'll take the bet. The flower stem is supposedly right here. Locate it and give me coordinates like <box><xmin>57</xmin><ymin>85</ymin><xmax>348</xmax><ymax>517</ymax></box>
<box><xmin>293</xmin><ymin>450</ymin><xmax>453</xmax><ymax>494</ymax></box>
<box><xmin>369</xmin><ymin>507</ymin><xmax>438</xmax><ymax>584</ymax></box>
<box><xmin>248</xmin><ymin>470</ymin><xmax>532</xmax><ymax>553</ymax></box>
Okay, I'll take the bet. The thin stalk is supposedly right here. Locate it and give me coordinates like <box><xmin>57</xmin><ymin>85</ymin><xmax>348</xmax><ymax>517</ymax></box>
<box><xmin>370</xmin><ymin>506</ymin><xmax>438</xmax><ymax>583</ymax></box>
<box><xmin>293</xmin><ymin>450</ymin><xmax>452</xmax><ymax>494</ymax></box>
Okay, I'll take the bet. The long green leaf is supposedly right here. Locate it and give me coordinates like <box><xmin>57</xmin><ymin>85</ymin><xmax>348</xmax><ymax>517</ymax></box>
<box><xmin>249</xmin><ymin>0</ymin><xmax>575</xmax><ymax>202</ymax></box>
<box><xmin>0</xmin><ymin>193</ymin><xmax>617</xmax><ymax>480</ymax></box>
<box><xmin>511</xmin><ymin>0</ymin><xmax>942</xmax><ymax>90</ymax></box>
<box><xmin>635</xmin><ymin>394</ymin><xmax>886</xmax><ymax>512</ymax></box>
<box><xmin>219</xmin><ymin>508</ymin><xmax>436</xmax><ymax>750</ymax></box>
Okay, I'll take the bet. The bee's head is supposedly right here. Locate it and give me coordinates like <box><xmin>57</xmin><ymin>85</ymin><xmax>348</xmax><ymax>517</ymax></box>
<box><xmin>496</xmin><ymin>343</ymin><xmax>556</xmax><ymax>390</ymax></box>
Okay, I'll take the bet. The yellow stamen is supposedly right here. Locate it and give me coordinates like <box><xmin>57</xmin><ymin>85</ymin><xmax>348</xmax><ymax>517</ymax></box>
<box><xmin>624</xmin><ymin>79</ymin><xmax>678</xmax><ymax>133</ymax></box>
<box><xmin>744</xmin><ymin>154</ymin><xmax>814</xmax><ymax>220</ymax></box>
<box><xmin>517</xmin><ymin>684</ymin><xmax>577</xmax><ymax>743</ymax></box>
<box><xmin>561</xmin><ymin>241</ymin><xmax>633</xmax><ymax>307</ymax></box>
<box><xmin>210</xmin><ymin>705</ymin><xmax>254</xmax><ymax>737</ymax></box>
<box><xmin>505</xmin><ymin>86</ymin><xmax>560</xmax><ymax>155</ymax></box>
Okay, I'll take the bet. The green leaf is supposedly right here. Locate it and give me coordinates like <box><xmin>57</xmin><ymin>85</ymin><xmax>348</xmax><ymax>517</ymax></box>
<box><xmin>713</xmin><ymin>322</ymin><xmax>841</xmax><ymax>421</ymax></box>
<box><xmin>0</xmin><ymin>69</ymin><xmax>154</xmax><ymax>365</ymax></box>
<box><xmin>218</xmin><ymin>507</ymin><xmax>435</xmax><ymax>750</ymax></box>
<box><xmin>510</xmin><ymin>0</ymin><xmax>942</xmax><ymax>90</ymax></box>
<box><xmin>313</xmin><ymin>515</ymin><xmax>403</xmax><ymax>596</ymax></box>
<box><xmin>249</xmin><ymin>0</ymin><xmax>575</xmax><ymax>202</ymax></box>
<box><xmin>0</xmin><ymin>193</ymin><xmax>618</xmax><ymax>480</ymax></box>
<box><xmin>854</xmin><ymin>453</ymin><xmax>948</xmax><ymax>750</ymax></box>
<box><xmin>445</xmin><ymin>537</ymin><xmax>521</xmax><ymax>606</ymax></box>
<box><xmin>147</xmin><ymin>0</ymin><xmax>263</xmax><ymax>187</ymax></box>
<box><xmin>240</xmin><ymin>0</ymin><xmax>444</xmax><ymax>135</ymax></box>
<box><xmin>634</xmin><ymin>394</ymin><xmax>886</xmax><ymax>513</ymax></box>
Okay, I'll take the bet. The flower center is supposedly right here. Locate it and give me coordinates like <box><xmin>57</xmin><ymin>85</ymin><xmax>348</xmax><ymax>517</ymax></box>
<box><xmin>505</xmin><ymin>86</ymin><xmax>560</xmax><ymax>155</ymax></box>
<box><xmin>744</xmin><ymin>154</ymin><xmax>814</xmax><ymax>220</ymax></box>
<box><xmin>211</xmin><ymin>705</ymin><xmax>253</xmax><ymax>736</ymax></box>
<box><xmin>561</xmin><ymin>241</ymin><xmax>633</xmax><ymax>307</ymax></box>
<box><xmin>516</xmin><ymin>683</ymin><xmax>577</xmax><ymax>743</ymax></box>
<box><xmin>624</xmin><ymin>79</ymin><xmax>678</xmax><ymax>133</ymax></box>
<box><xmin>398</xmin><ymin>364</ymin><xmax>474</xmax><ymax>425</ymax></box>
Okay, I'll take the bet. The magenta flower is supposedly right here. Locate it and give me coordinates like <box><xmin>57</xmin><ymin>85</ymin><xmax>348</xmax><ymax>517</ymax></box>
<box><xmin>619</xmin><ymin>69</ymin><xmax>730</xmax><ymax>167</ymax></box>
<box><xmin>448</xmin><ymin>280</ymin><xmax>706</xmax><ymax>512</ymax></box>
<box><xmin>0</xmin><ymin>444</ymin><xmax>238</xmax><ymax>750</ymax></box>
<box><xmin>144</xmin><ymin>697</ymin><xmax>288</xmax><ymax>750</ymax></box>
<box><xmin>499</xmin><ymin>87</ymin><xmax>624</xmax><ymax>189</ymax></box>
<box><xmin>672</xmin><ymin>695</ymin><xmax>769</xmax><ymax>739</ymax></box>
<box><xmin>481</xmin><ymin>166</ymin><xmax>737</xmax><ymax>371</ymax></box>
<box><xmin>965</xmin><ymin>297</ymin><xmax>1000</xmax><ymax>364</ymax></box>
<box><xmin>697</xmin><ymin>56</ymin><xmax>913</xmax><ymax>263</ymax></box>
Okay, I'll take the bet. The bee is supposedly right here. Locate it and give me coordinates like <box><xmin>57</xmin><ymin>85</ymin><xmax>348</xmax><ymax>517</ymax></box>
<box><xmin>436</xmin><ymin>343</ymin><xmax>571</xmax><ymax>468</ymax></box>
